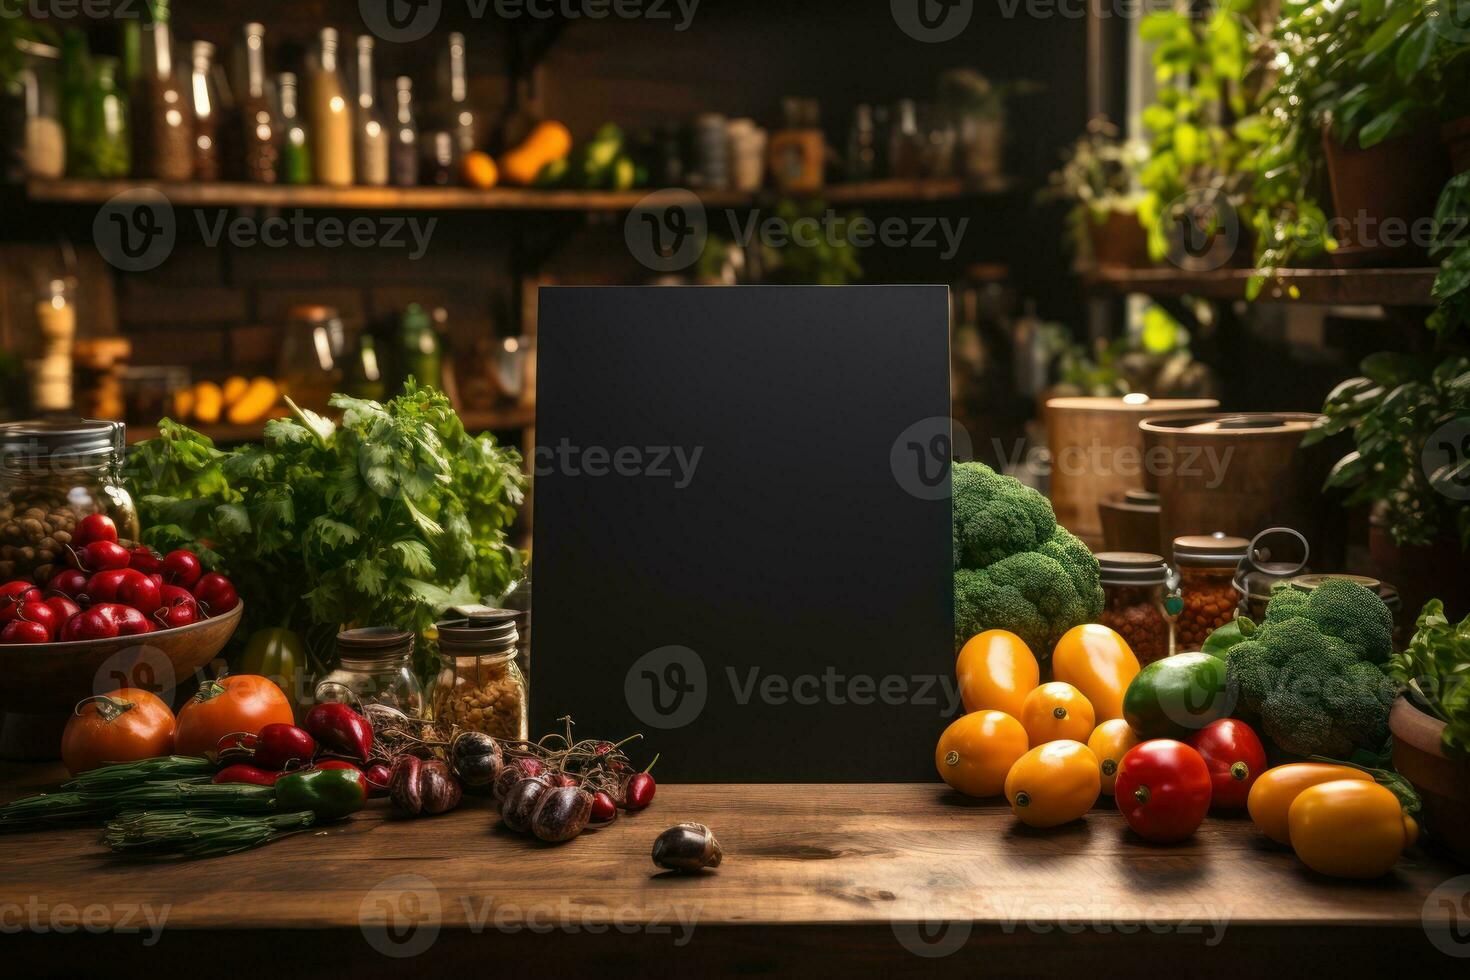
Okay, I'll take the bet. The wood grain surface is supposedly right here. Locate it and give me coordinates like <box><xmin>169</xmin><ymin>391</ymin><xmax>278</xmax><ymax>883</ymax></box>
<box><xmin>2</xmin><ymin>764</ymin><xmax>1467</xmax><ymax>977</ymax></box>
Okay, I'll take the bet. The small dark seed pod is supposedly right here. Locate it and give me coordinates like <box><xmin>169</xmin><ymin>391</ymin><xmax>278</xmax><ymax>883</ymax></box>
<box><xmin>450</xmin><ymin>731</ymin><xmax>502</xmax><ymax>787</ymax></box>
<box><xmin>418</xmin><ymin>759</ymin><xmax>463</xmax><ymax>815</ymax></box>
<box><xmin>531</xmin><ymin>786</ymin><xmax>592</xmax><ymax>843</ymax></box>
<box><xmin>493</xmin><ymin>757</ymin><xmax>544</xmax><ymax>805</ymax></box>
<box><xmin>651</xmin><ymin>822</ymin><xmax>723</xmax><ymax>873</ymax></box>
<box><xmin>500</xmin><ymin>775</ymin><xmax>550</xmax><ymax>833</ymax></box>
<box><xmin>390</xmin><ymin>756</ymin><xmax>462</xmax><ymax>816</ymax></box>
<box><xmin>390</xmin><ymin>755</ymin><xmax>424</xmax><ymax>814</ymax></box>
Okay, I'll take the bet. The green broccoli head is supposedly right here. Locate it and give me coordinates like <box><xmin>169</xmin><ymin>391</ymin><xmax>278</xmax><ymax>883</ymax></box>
<box><xmin>952</xmin><ymin>462</ymin><xmax>1103</xmax><ymax>656</ymax></box>
<box><xmin>1262</xmin><ymin>583</ymin><xmax>1310</xmax><ymax>624</ymax></box>
<box><xmin>1298</xmin><ymin>579</ymin><xmax>1394</xmax><ymax>665</ymax></box>
<box><xmin>1225</xmin><ymin>610</ymin><xmax>1394</xmax><ymax>758</ymax></box>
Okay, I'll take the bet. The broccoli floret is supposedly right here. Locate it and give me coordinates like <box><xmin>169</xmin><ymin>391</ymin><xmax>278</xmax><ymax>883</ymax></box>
<box><xmin>952</xmin><ymin>462</ymin><xmax>1103</xmax><ymax>656</ymax></box>
<box><xmin>1226</xmin><ymin>589</ymin><xmax>1397</xmax><ymax>757</ymax></box>
<box><xmin>1300</xmin><ymin>579</ymin><xmax>1394</xmax><ymax>665</ymax></box>
<box><xmin>1262</xmin><ymin>583</ymin><xmax>1310</xmax><ymax>623</ymax></box>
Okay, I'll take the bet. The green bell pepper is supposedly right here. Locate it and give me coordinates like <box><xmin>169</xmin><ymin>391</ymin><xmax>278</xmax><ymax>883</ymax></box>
<box><xmin>273</xmin><ymin>768</ymin><xmax>367</xmax><ymax>821</ymax></box>
<box><xmin>1123</xmin><ymin>652</ymin><xmax>1231</xmax><ymax>740</ymax></box>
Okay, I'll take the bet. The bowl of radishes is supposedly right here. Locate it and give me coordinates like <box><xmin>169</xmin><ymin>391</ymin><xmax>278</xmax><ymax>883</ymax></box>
<box><xmin>0</xmin><ymin>516</ymin><xmax>243</xmax><ymax>712</ymax></box>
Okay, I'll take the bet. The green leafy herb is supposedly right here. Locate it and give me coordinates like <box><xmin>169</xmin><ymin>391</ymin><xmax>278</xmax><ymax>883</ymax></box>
<box><xmin>1388</xmin><ymin>599</ymin><xmax>1470</xmax><ymax>758</ymax></box>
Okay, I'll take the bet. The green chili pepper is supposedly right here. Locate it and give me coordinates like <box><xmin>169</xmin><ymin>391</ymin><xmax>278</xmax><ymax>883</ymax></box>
<box><xmin>273</xmin><ymin>767</ymin><xmax>367</xmax><ymax>821</ymax></box>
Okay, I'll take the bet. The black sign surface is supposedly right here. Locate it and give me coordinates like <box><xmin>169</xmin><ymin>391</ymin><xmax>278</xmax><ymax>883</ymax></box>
<box><xmin>532</xmin><ymin>286</ymin><xmax>953</xmax><ymax>780</ymax></box>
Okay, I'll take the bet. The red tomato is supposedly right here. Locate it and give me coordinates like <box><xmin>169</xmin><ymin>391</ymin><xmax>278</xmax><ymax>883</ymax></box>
<box><xmin>174</xmin><ymin>675</ymin><xmax>294</xmax><ymax>758</ymax></box>
<box><xmin>1113</xmin><ymin>739</ymin><xmax>1213</xmax><ymax>843</ymax></box>
<box><xmin>61</xmin><ymin>688</ymin><xmax>176</xmax><ymax>775</ymax></box>
<box><xmin>1187</xmin><ymin>718</ymin><xmax>1267</xmax><ymax>810</ymax></box>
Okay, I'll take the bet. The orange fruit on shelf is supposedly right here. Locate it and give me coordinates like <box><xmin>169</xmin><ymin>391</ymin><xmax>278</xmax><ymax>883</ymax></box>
<box><xmin>1086</xmin><ymin>718</ymin><xmax>1139</xmax><ymax>795</ymax></box>
<box><xmin>462</xmin><ymin>151</ymin><xmax>499</xmax><ymax>189</ymax></box>
<box><xmin>955</xmin><ymin>629</ymin><xmax>1039</xmax><ymax>719</ymax></box>
<box><xmin>934</xmin><ymin>709</ymin><xmax>1029</xmax><ymax>798</ymax></box>
<box><xmin>1019</xmin><ymin>681</ymin><xmax>1095</xmax><ymax>745</ymax></box>
<box><xmin>1004</xmin><ymin>739</ymin><xmax>1102</xmax><ymax>828</ymax></box>
<box><xmin>1051</xmin><ymin>623</ymin><xmax>1140</xmax><ymax>722</ymax></box>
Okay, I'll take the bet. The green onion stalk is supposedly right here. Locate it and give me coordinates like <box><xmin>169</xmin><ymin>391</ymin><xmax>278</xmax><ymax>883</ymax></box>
<box><xmin>0</xmin><ymin>779</ymin><xmax>275</xmax><ymax>832</ymax></box>
<box><xmin>103</xmin><ymin>810</ymin><xmax>318</xmax><ymax>858</ymax></box>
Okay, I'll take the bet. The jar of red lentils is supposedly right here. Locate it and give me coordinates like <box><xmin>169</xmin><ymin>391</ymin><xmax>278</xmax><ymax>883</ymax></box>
<box><xmin>1096</xmin><ymin>552</ymin><xmax>1175</xmax><ymax>666</ymax></box>
<box><xmin>1172</xmin><ymin>534</ymin><xmax>1249</xmax><ymax>651</ymax></box>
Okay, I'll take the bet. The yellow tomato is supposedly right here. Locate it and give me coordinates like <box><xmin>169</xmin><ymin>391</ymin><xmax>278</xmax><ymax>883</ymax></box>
<box><xmin>955</xmin><ymin>629</ymin><xmax>1039</xmax><ymax>719</ymax></box>
<box><xmin>1004</xmin><ymin>739</ymin><xmax>1101</xmax><ymax>828</ymax></box>
<box><xmin>1051</xmin><ymin>624</ymin><xmax>1140</xmax><ymax>722</ymax></box>
<box><xmin>1086</xmin><ymin>718</ymin><xmax>1139</xmax><ymax>795</ymax></box>
<box><xmin>1019</xmin><ymin>681</ymin><xmax>1095</xmax><ymax>745</ymax></box>
<box><xmin>1246</xmin><ymin>763</ymin><xmax>1374</xmax><ymax>845</ymax></box>
<box><xmin>935</xmin><ymin>710</ymin><xmax>1029</xmax><ymax>798</ymax></box>
<box><xmin>1288</xmin><ymin>780</ymin><xmax>1418</xmax><ymax>878</ymax></box>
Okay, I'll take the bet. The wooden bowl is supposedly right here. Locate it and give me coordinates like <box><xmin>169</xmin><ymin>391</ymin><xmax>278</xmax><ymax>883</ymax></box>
<box><xmin>0</xmin><ymin>602</ymin><xmax>244</xmax><ymax>713</ymax></box>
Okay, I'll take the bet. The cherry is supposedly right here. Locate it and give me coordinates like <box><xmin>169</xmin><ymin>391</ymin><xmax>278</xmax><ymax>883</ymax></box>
<box><xmin>191</xmin><ymin>572</ymin><xmax>238</xmax><ymax>615</ymax></box>
<box><xmin>156</xmin><ymin>602</ymin><xmax>200</xmax><ymax>630</ymax></box>
<box><xmin>85</xmin><ymin>569</ymin><xmax>138</xmax><ymax>604</ymax></box>
<box><xmin>13</xmin><ymin>600</ymin><xmax>59</xmax><ymax>638</ymax></box>
<box><xmin>127</xmin><ymin>546</ymin><xmax>164</xmax><ymax>575</ymax></box>
<box><xmin>47</xmin><ymin>569</ymin><xmax>89</xmax><ymax>600</ymax></box>
<box><xmin>1</xmin><ymin>619</ymin><xmax>50</xmax><ymax>644</ymax></box>
<box><xmin>589</xmin><ymin>790</ymin><xmax>618</xmax><ymax>823</ymax></box>
<box><xmin>115</xmin><ymin>572</ymin><xmax>162</xmax><ymax>616</ymax></box>
<box><xmin>0</xmin><ymin>581</ymin><xmax>39</xmax><ymax>605</ymax></box>
<box><xmin>75</xmin><ymin>541</ymin><xmax>130</xmax><ymax>573</ymax></box>
<box><xmin>60</xmin><ymin>607</ymin><xmax>120</xmax><ymax>642</ymax></box>
<box><xmin>43</xmin><ymin>595</ymin><xmax>80</xmax><ymax>624</ymax></box>
<box><xmin>162</xmin><ymin>550</ymin><xmax>203</xmax><ymax>589</ymax></box>
<box><xmin>622</xmin><ymin>772</ymin><xmax>656</xmax><ymax>811</ymax></box>
<box><xmin>73</xmin><ymin>513</ymin><xmax>118</xmax><ymax>549</ymax></box>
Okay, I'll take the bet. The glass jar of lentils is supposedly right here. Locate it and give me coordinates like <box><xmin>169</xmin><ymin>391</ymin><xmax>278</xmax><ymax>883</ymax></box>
<box><xmin>431</xmin><ymin>606</ymin><xmax>527</xmax><ymax>741</ymax></box>
<box><xmin>1096</xmin><ymin>552</ymin><xmax>1175</xmax><ymax>666</ymax></box>
<box><xmin>1172</xmin><ymin>534</ymin><xmax>1250</xmax><ymax>651</ymax></box>
<box><xmin>0</xmin><ymin>420</ymin><xmax>139</xmax><ymax>585</ymax></box>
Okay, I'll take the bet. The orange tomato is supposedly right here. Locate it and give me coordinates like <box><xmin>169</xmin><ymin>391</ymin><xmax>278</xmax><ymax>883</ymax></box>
<box><xmin>1246</xmin><ymin>762</ymin><xmax>1374</xmax><ymax>845</ymax></box>
<box><xmin>1019</xmin><ymin>681</ymin><xmax>1095</xmax><ymax>745</ymax></box>
<box><xmin>1086</xmin><ymin>718</ymin><xmax>1139</xmax><ymax>795</ymax></box>
<box><xmin>1051</xmin><ymin>624</ymin><xmax>1140</xmax><ymax>722</ymax></box>
<box><xmin>61</xmin><ymin>688</ymin><xmax>176</xmax><ymax>775</ymax></box>
<box><xmin>174</xmin><ymin>675</ymin><xmax>294</xmax><ymax>758</ymax></box>
<box><xmin>1288</xmin><ymin>780</ymin><xmax>1418</xmax><ymax>878</ymax></box>
<box><xmin>955</xmin><ymin>629</ymin><xmax>1039</xmax><ymax>719</ymax></box>
<box><xmin>934</xmin><ymin>710</ymin><xmax>1029</xmax><ymax>798</ymax></box>
<box><xmin>1004</xmin><ymin>739</ymin><xmax>1101</xmax><ymax>827</ymax></box>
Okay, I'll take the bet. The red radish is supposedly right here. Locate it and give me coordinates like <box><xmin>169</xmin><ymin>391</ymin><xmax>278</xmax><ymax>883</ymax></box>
<box><xmin>85</xmin><ymin>569</ymin><xmax>138</xmax><ymax>604</ymax></box>
<box><xmin>191</xmin><ymin>572</ymin><xmax>238</xmax><ymax>615</ymax></box>
<box><xmin>127</xmin><ymin>546</ymin><xmax>163</xmax><ymax>574</ymax></box>
<box><xmin>158</xmin><ymin>584</ymin><xmax>199</xmax><ymax>611</ymax></box>
<box><xmin>75</xmin><ymin>540</ymin><xmax>130</xmax><ymax>573</ymax></box>
<box><xmin>47</xmin><ymin>569</ymin><xmax>89</xmax><ymax>600</ymax></box>
<box><xmin>155</xmin><ymin>602</ymin><xmax>200</xmax><ymax>630</ymax></box>
<box><xmin>107</xmin><ymin>605</ymin><xmax>154</xmax><ymax>636</ymax></box>
<box><xmin>589</xmin><ymin>790</ymin><xmax>618</xmax><ymax>823</ymax></box>
<box><xmin>74</xmin><ymin>514</ymin><xmax>118</xmax><ymax>548</ymax></box>
<box><xmin>162</xmin><ymin>550</ymin><xmax>203</xmax><ymax>588</ymax></box>
<box><xmin>623</xmin><ymin>772</ymin><xmax>656</xmax><ymax>811</ymax></box>
<box><xmin>0</xmin><ymin>581</ymin><xmax>39</xmax><ymax>605</ymax></box>
<box><xmin>60</xmin><ymin>607</ymin><xmax>120</xmax><ymax>641</ymax></box>
<box><xmin>13</xmin><ymin>600</ymin><xmax>59</xmax><ymax>638</ymax></box>
<box><xmin>115</xmin><ymin>573</ymin><xmax>161</xmax><ymax>616</ymax></box>
<box><xmin>148</xmin><ymin>573</ymin><xmax>165</xmax><ymax>589</ymax></box>
<box><xmin>43</xmin><ymin>595</ymin><xmax>80</xmax><ymax>624</ymax></box>
<box><xmin>1</xmin><ymin>620</ymin><xmax>50</xmax><ymax>644</ymax></box>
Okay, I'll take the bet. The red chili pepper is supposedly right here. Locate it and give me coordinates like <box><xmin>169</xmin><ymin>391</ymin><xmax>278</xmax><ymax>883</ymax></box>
<box><xmin>362</xmin><ymin>762</ymin><xmax>392</xmax><ymax>796</ymax></box>
<box><xmin>213</xmin><ymin>764</ymin><xmax>282</xmax><ymax>786</ymax></box>
<box><xmin>304</xmin><ymin>703</ymin><xmax>374</xmax><ymax>763</ymax></box>
<box><xmin>1113</xmin><ymin>739</ymin><xmax>1213</xmax><ymax>843</ymax></box>
<box><xmin>1186</xmin><ymin>718</ymin><xmax>1267</xmax><ymax>810</ymax></box>
<box><xmin>252</xmin><ymin>723</ymin><xmax>317</xmax><ymax>770</ymax></box>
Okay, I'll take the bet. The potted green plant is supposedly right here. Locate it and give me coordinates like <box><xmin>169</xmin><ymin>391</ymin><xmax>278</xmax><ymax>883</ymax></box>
<box><xmin>1388</xmin><ymin>600</ymin><xmax>1470</xmax><ymax>865</ymax></box>
<box><xmin>936</xmin><ymin>69</ymin><xmax>1036</xmax><ymax>184</ymax></box>
<box><xmin>1042</xmin><ymin>118</ymin><xmax>1150</xmax><ymax>269</ymax></box>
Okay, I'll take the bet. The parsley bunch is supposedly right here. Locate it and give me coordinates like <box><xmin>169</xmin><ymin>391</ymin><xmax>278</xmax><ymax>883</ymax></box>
<box><xmin>126</xmin><ymin>382</ymin><xmax>525</xmax><ymax>673</ymax></box>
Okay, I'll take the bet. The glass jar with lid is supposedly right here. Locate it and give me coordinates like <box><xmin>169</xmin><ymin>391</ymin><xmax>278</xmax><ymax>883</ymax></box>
<box><xmin>431</xmin><ymin>606</ymin><xmax>527</xmax><ymax>740</ymax></box>
<box><xmin>16</xmin><ymin>41</ymin><xmax>65</xmax><ymax>179</ymax></box>
<box><xmin>315</xmin><ymin>627</ymin><xmax>425</xmax><ymax>716</ymax></box>
<box><xmin>0</xmin><ymin>420</ymin><xmax>139</xmax><ymax>585</ymax></box>
<box><xmin>1096</xmin><ymin>552</ymin><xmax>1175</xmax><ymax>666</ymax></box>
<box><xmin>277</xmin><ymin>304</ymin><xmax>346</xmax><ymax>414</ymax></box>
<box><xmin>1231</xmin><ymin>527</ymin><xmax>1310</xmax><ymax>622</ymax></box>
<box><xmin>1172</xmin><ymin>533</ymin><xmax>1250</xmax><ymax>651</ymax></box>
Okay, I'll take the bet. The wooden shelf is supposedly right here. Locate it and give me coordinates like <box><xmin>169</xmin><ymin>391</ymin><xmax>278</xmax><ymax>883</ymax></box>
<box><xmin>123</xmin><ymin>405</ymin><xmax>534</xmax><ymax>445</ymax></box>
<box><xmin>25</xmin><ymin>177</ymin><xmax>1014</xmax><ymax>212</ymax></box>
<box><xmin>1084</xmin><ymin>264</ymin><xmax>1439</xmax><ymax>306</ymax></box>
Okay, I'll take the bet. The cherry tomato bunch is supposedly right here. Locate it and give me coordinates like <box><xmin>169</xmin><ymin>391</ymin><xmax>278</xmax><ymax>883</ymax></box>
<box><xmin>0</xmin><ymin>514</ymin><xmax>238</xmax><ymax>644</ymax></box>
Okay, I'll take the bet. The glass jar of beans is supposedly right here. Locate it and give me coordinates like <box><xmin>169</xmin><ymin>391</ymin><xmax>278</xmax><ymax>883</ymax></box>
<box><xmin>0</xmin><ymin>420</ymin><xmax>139</xmax><ymax>585</ymax></box>
<box><xmin>1096</xmin><ymin>552</ymin><xmax>1175</xmax><ymax>666</ymax></box>
<box><xmin>431</xmin><ymin>606</ymin><xmax>527</xmax><ymax>741</ymax></box>
<box><xmin>1172</xmin><ymin>534</ymin><xmax>1250</xmax><ymax>651</ymax></box>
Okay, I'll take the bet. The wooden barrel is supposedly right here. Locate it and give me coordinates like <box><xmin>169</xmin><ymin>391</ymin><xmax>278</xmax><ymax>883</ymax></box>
<box><xmin>1045</xmin><ymin>396</ymin><xmax>1219</xmax><ymax>547</ymax></box>
<box><xmin>1139</xmin><ymin>412</ymin><xmax>1340</xmax><ymax>564</ymax></box>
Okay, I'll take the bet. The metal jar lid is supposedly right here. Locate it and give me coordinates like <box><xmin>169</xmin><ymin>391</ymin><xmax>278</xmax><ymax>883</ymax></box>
<box><xmin>436</xmin><ymin>605</ymin><xmax>520</xmax><ymax>656</ymax></box>
<box><xmin>0</xmin><ymin>419</ymin><xmax>125</xmax><ymax>461</ymax></box>
<box><xmin>1096</xmin><ymin>552</ymin><xmax>1170</xmax><ymax>587</ymax></box>
<box><xmin>1173</xmin><ymin>534</ymin><xmax>1250</xmax><ymax>567</ymax></box>
<box><xmin>337</xmin><ymin>627</ymin><xmax>414</xmax><ymax>662</ymax></box>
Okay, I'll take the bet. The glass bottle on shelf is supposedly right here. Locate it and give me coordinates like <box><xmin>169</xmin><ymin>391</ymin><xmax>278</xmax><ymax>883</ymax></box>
<box><xmin>845</xmin><ymin>103</ymin><xmax>875</xmax><ymax>182</ymax></box>
<box><xmin>17</xmin><ymin>43</ymin><xmax>65</xmax><ymax>179</ymax></box>
<box><xmin>315</xmin><ymin>628</ymin><xmax>425</xmax><ymax>717</ymax></box>
<box><xmin>397</xmin><ymin>303</ymin><xmax>443</xmax><ymax>391</ymax></box>
<box><xmin>277</xmin><ymin>304</ymin><xmax>346</xmax><ymax>413</ymax></box>
<box><xmin>85</xmin><ymin>56</ymin><xmax>130</xmax><ymax>178</ymax></box>
<box><xmin>888</xmin><ymin>98</ymin><xmax>924</xmax><ymax>179</ymax></box>
<box><xmin>188</xmin><ymin>41</ymin><xmax>220</xmax><ymax>181</ymax></box>
<box><xmin>277</xmin><ymin>72</ymin><xmax>311</xmax><ymax>185</ymax></box>
<box><xmin>306</xmin><ymin>27</ymin><xmax>353</xmax><ymax>187</ymax></box>
<box><xmin>136</xmin><ymin>7</ymin><xmax>193</xmax><ymax>181</ymax></box>
<box><xmin>235</xmin><ymin>23</ymin><xmax>279</xmax><ymax>183</ymax></box>
<box><xmin>353</xmin><ymin>35</ymin><xmax>388</xmax><ymax>187</ymax></box>
<box><xmin>767</xmin><ymin>97</ymin><xmax>823</xmax><ymax>193</ymax></box>
<box><xmin>424</xmin><ymin>130</ymin><xmax>455</xmax><ymax>186</ymax></box>
<box><xmin>444</xmin><ymin>31</ymin><xmax>476</xmax><ymax>155</ymax></box>
<box><xmin>390</xmin><ymin>76</ymin><xmax>419</xmax><ymax>187</ymax></box>
<box><xmin>59</xmin><ymin>29</ymin><xmax>89</xmax><ymax>177</ymax></box>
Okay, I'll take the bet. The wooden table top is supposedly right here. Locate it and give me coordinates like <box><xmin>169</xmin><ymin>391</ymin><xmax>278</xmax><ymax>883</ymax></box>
<box><xmin>3</xmin><ymin>764</ymin><xmax>1468</xmax><ymax>976</ymax></box>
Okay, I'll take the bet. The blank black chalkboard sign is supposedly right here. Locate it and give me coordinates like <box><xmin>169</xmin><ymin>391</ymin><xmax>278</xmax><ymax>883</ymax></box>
<box><xmin>531</xmin><ymin>286</ymin><xmax>953</xmax><ymax>781</ymax></box>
